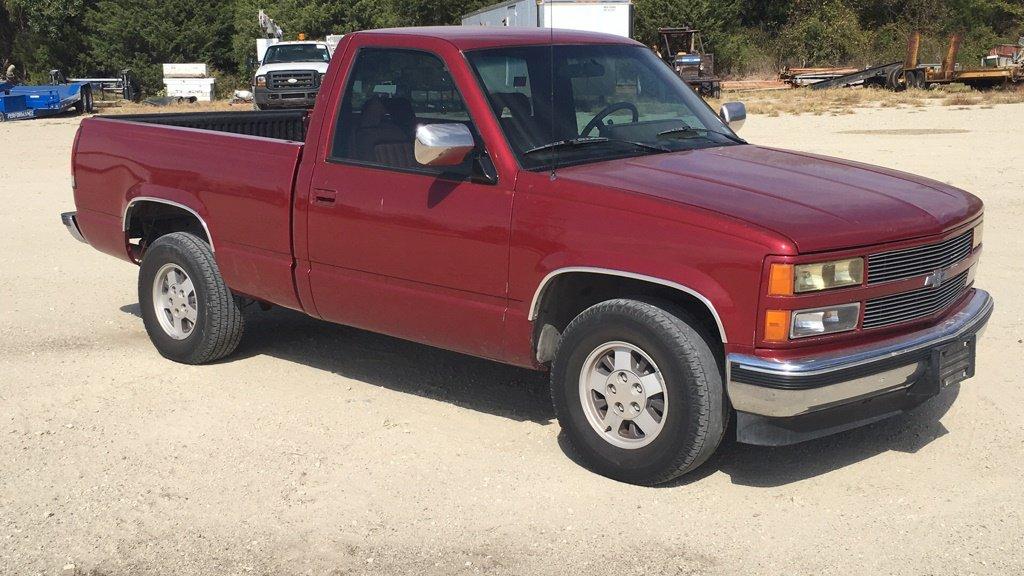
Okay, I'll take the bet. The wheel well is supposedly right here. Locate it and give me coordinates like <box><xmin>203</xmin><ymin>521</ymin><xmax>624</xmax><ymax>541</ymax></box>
<box><xmin>532</xmin><ymin>272</ymin><xmax>725</xmax><ymax>365</ymax></box>
<box><xmin>124</xmin><ymin>201</ymin><xmax>210</xmax><ymax>262</ymax></box>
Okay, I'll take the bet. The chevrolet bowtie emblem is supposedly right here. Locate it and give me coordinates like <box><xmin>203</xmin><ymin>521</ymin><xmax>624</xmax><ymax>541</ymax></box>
<box><xmin>924</xmin><ymin>268</ymin><xmax>949</xmax><ymax>288</ymax></box>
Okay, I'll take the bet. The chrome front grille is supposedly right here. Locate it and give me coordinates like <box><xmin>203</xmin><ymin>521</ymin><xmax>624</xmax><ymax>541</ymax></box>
<box><xmin>863</xmin><ymin>269</ymin><xmax>970</xmax><ymax>329</ymax></box>
<box><xmin>267</xmin><ymin>71</ymin><xmax>318</xmax><ymax>90</ymax></box>
<box><xmin>867</xmin><ymin>230</ymin><xmax>973</xmax><ymax>284</ymax></box>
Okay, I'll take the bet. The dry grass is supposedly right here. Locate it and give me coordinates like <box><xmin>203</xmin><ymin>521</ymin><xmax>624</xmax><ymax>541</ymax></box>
<box><xmin>94</xmin><ymin>99</ymin><xmax>247</xmax><ymax>115</ymax></box>
<box><xmin>713</xmin><ymin>83</ymin><xmax>1024</xmax><ymax>116</ymax></box>
<box><xmin>942</xmin><ymin>92</ymin><xmax>984</xmax><ymax>106</ymax></box>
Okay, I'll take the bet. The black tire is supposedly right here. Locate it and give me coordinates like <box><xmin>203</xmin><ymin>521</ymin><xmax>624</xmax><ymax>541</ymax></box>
<box><xmin>551</xmin><ymin>299</ymin><xmax>727</xmax><ymax>485</ymax></box>
<box><xmin>138</xmin><ymin>232</ymin><xmax>243</xmax><ymax>364</ymax></box>
<box><xmin>907</xmin><ymin>70</ymin><xmax>925</xmax><ymax>90</ymax></box>
<box><xmin>74</xmin><ymin>86</ymin><xmax>93</xmax><ymax>114</ymax></box>
<box><xmin>885</xmin><ymin>68</ymin><xmax>906</xmax><ymax>92</ymax></box>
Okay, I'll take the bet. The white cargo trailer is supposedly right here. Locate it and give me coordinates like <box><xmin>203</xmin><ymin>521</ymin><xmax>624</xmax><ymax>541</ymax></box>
<box><xmin>462</xmin><ymin>0</ymin><xmax>633</xmax><ymax>39</ymax></box>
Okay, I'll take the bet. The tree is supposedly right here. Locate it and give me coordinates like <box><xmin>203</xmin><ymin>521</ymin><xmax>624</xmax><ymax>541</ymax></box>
<box><xmin>1</xmin><ymin>4</ymin><xmax>13</xmax><ymax>63</ymax></box>
<box><xmin>229</xmin><ymin>0</ymin><xmax>354</xmax><ymax>79</ymax></box>
<box><xmin>2</xmin><ymin>0</ymin><xmax>89</xmax><ymax>81</ymax></box>
<box><xmin>778</xmin><ymin>1</ymin><xmax>871</xmax><ymax>66</ymax></box>
<box><xmin>633</xmin><ymin>0</ymin><xmax>742</xmax><ymax>49</ymax></box>
<box><xmin>83</xmin><ymin>0</ymin><xmax>233</xmax><ymax>93</ymax></box>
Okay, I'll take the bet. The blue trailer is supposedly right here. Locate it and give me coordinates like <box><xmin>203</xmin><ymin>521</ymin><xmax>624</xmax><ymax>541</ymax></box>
<box><xmin>0</xmin><ymin>72</ymin><xmax>94</xmax><ymax>122</ymax></box>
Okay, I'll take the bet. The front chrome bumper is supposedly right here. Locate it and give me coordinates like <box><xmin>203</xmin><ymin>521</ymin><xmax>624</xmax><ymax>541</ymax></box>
<box><xmin>253</xmin><ymin>86</ymin><xmax>318</xmax><ymax>108</ymax></box>
<box><xmin>727</xmin><ymin>289</ymin><xmax>993</xmax><ymax>420</ymax></box>
<box><xmin>61</xmin><ymin>211</ymin><xmax>87</xmax><ymax>243</ymax></box>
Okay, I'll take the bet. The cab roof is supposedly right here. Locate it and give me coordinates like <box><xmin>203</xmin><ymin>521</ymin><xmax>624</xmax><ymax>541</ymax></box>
<box><xmin>353</xmin><ymin>26</ymin><xmax>640</xmax><ymax>50</ymax></box>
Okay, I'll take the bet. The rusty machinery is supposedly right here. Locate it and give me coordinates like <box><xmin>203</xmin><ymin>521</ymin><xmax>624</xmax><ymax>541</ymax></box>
<box><xmin>657</xmin><ymin>27</ymin><xmax>721</xmax><ymax>98</ymax></box>
<box><xmin>808</xmin><ymin>32</ymin><xmax>1022</xmax><ymax>91</ymax></box>
<box><xmin>901</xmin><ymin>31</ymin><xmax>1023</xmax><ymax>90</ymax></box>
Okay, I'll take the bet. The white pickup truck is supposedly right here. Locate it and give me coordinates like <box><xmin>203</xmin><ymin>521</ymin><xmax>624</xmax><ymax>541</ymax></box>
<box><xmin>252</xmin><ymin>41</ymin><xmax>332</xmax><ymax>110</ymax></box>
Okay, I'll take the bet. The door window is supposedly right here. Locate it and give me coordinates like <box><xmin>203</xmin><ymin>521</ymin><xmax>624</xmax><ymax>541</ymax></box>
<box><xmin>331</xmin><ymin>48</ymin><xmax>476</xmax><ymax>177</ymax></box>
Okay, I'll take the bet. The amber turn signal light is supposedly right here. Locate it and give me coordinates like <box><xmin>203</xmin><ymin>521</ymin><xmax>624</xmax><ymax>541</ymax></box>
<box><xmin>764</xmin><ymin>310</ymin><xmax>791</xmax><ymax>342</ymax></box>
<box><xmin>768</xmin><ymin>263</ymin><xmax>794</xmax><ymax>296</ymax></box>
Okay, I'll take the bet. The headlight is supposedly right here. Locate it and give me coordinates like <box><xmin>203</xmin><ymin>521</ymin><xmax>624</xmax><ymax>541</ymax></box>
<box><xmin>769</xmin><ymin>258</ymin><xmax>864</xmax><ymax>295</ymax></box>
<box><xmin>255</xmin><ymin>75</ymin><xmax>266</xmax><ymax>88</ymax></box>
<box><xmin>972</xmin><ymin>222</ymin><xmax>983</xmax><ymax>249</ymax></box>
<box><xmin>790</xmin><ymin>303</ymin><xmax>860</xmax><ymax>338</ymax></box>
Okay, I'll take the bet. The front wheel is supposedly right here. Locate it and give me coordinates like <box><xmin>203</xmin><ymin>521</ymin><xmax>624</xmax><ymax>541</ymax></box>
<box><xmin>551</xmin><ymin>299</ymin><xmax>726</xmax><ymax>485</ymax></box>
<box><xmin>138</xmin><ymin>232</ymin><xmax>244</xmax><ymax>364</ymax></box>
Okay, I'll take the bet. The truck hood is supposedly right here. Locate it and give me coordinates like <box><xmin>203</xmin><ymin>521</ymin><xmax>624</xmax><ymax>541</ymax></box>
<box><xmin>559</xmin><ymin>145</ymin><xmax>982</xmax><ymax>253</ymax></box>
<box><xmin>255</xmin><ymin>62</ymin><xmax>330</xmax><ymax>76</ymax></box>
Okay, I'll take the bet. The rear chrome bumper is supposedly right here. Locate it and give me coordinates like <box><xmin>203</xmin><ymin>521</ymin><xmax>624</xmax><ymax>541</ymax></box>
<box><xmin>61</xmin><ymin>211</ymin><xmax>87</xmax><ymax>243</ymax></box>
<box><xmin>726</xmin><ymin>289</ymin><xmax>993</xmax><ymax>443</ymax></box>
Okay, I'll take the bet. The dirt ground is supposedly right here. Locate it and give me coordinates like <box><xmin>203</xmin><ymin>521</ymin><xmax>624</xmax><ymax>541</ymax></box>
<box><xmin>2</xmin><ymin>101</ymin><xmax>1022</xmax><ymax>576</ymax></box>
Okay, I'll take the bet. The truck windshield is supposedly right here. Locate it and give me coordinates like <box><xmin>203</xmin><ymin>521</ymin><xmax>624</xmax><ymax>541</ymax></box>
<box><xmin>264</xmin><ymin>44</ymin><xmax>331</xmax><ymax>64</ymax></box>
<box><xmin>466</xmin><ymin>44</ymin><xmax>741</xmax><ymax>170</ymax></box>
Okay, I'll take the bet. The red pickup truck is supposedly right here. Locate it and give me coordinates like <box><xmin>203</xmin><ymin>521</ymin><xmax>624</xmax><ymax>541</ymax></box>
<box><xmin>63</xmin><ymin>27</ymin><xmax>992</xmax><ymax>485</ymax></box>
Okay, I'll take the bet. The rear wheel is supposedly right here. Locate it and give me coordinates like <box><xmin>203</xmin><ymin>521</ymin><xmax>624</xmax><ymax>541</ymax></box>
<box><xmin>551</xmin><ymin>299</ymin><xmax>727</xmax><ymax>485</ymax></box>
<box><xmin>886</xmin><ymin>68</ymin><xmax>907</xmax><ymax>92</ymax></box>
<box><xmin>138</xmin><ymin>232</ymin><xmax>243</xmax><ymax>364</ymax></box>
<box><xmin>906</xmin><ymin>70</ymin><xmax>926</xmax><ymax>90</ymax></box>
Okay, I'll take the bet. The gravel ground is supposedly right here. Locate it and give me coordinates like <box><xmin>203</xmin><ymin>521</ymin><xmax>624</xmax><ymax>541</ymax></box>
<box><xmin>1</xmin><ymin>103</ymin><xmax>1022</xmax><ymax>576</ymax></box>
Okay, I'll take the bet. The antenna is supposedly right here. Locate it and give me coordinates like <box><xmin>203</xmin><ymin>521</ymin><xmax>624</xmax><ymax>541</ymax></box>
<box><xmin>549</xmin><ymin>1</ymin><xmax>557</xmax><ymax>180</ymax></box>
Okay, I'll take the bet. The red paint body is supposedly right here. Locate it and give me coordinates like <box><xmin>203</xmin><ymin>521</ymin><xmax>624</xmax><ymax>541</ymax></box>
<box><xmin>71</xmin><ymin>27</ymin><xmax>984</xmax><ymax>370</ymax></box>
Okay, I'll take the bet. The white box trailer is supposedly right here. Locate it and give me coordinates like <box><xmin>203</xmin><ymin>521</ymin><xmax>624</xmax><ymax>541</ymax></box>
<box><xmin>162</xmin><ymin>63</ymin><xmax>208</xmax><ymax>79</ymax></box>
<box><xmin>462</xmin><ymin>0</ymin><xmax>633</xmax><ymax>39</ymax></box>
<box><xmin>164</xmin><ymin>77</ymin><xmax>216</xmax><ymax>102</ymax></box>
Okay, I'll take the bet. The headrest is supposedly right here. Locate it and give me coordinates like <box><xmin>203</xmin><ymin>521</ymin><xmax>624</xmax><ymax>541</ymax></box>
<box><xmin>491</xmin><ymin>92</ymin><xmax>531</xmax><ymax>117</ymax></box>
<box><xmin>359</xmin><ymin>96</ymin><xmax>387</xmax><ymax>127</ymax></box>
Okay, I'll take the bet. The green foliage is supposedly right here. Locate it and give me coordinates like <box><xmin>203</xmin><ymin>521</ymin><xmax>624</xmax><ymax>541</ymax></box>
<box><xmin>229</xmin><ymin>0</ymin><xmax>351</xmax><ymax>79</ymax></box>
<box><xmin>715</xmin><ymin>28</ymin><xmax>780</xmax><ymax>77</ymax></box>
<box><xmin>82</xmin><ymin>0</ymin><xmax>232</xmax><ymax>92</ymax></box>
<box><xmin>3</xmin><ymin>0</ymin><xmax>87</xmax><ymax>81</ymax></box>
<box><xmin>634</xmin><ymin>0</ymin><xmax>741</xmax><ymax>55</ymax></box>
<box><xmin>1</xmin><ymin>0</ymin><xmax>1022</xmax><ymax>91</ymax></box>
<box><xmin>0</xmin><ymin>4</ymin><xmax>14</xmax><ymax>63</ymax></box>
<box><xmin>778</xmin><ymin>1</ymin><xmax>871</xmax><ymax>66</ymax></box>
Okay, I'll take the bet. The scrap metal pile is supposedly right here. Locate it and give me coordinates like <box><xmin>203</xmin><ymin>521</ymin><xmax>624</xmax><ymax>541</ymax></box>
<box><xmin>782</xmin><ymin>33</ymin><xmax>1023</xmax><ymax>91</ymax></box>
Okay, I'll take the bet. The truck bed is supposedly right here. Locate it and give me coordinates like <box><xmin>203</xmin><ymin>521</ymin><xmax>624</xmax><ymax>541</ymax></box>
<box><xmin>72</xmin><ymin>112</ymin><xmax>307</xmax><ymax>310</ymax></box>
<box><xmin>114</xmin><ymin>109</ymin><xmax>308</xmax><ymax>142</ymax></box>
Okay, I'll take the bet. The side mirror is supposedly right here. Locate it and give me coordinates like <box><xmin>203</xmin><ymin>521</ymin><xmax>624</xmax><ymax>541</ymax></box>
<box><xmin>719</xmin><ymin>102</ymin><xmax>746</xmax><ymax>132</ymax></box>
<box><xmin>415</xmin><ymin>123</ymin><xmax>475</xmax><ymax>167</ymax></box>
<box><xmin>472</xmin><ymin>153</ymin><xmax>498</xmax><ymax>185</ymax></box>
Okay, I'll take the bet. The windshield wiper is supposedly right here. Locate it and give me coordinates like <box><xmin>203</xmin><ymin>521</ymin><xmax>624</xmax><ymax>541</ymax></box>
<box><xmin>658</xmin><ymin>125</ymin><xmax>746</xmax><ymax>144</ymax></box>
<box><xmin>524</xmin><ymin>137</ymin><xmax>669</xmax><ymax>156</ymax></box>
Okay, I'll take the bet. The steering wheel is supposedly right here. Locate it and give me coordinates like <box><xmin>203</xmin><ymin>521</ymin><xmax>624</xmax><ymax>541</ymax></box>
<box><xmin>581</xmin><ymin>102</ymin><xmax>639</xmax><ymax>136</ymax></box>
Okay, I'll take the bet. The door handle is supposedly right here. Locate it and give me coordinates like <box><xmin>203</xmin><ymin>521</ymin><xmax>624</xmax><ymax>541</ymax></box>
<box><xmin>312</xmin><ymin>188</ymin><xmax>337</xmax><ymax>206</ymax></box>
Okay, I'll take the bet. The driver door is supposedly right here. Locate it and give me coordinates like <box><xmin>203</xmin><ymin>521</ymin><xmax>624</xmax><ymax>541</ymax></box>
<box><xmin>305</xmin><ymin>42</ymin><xmax>514</xmax><ymax>360</ymax></box>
